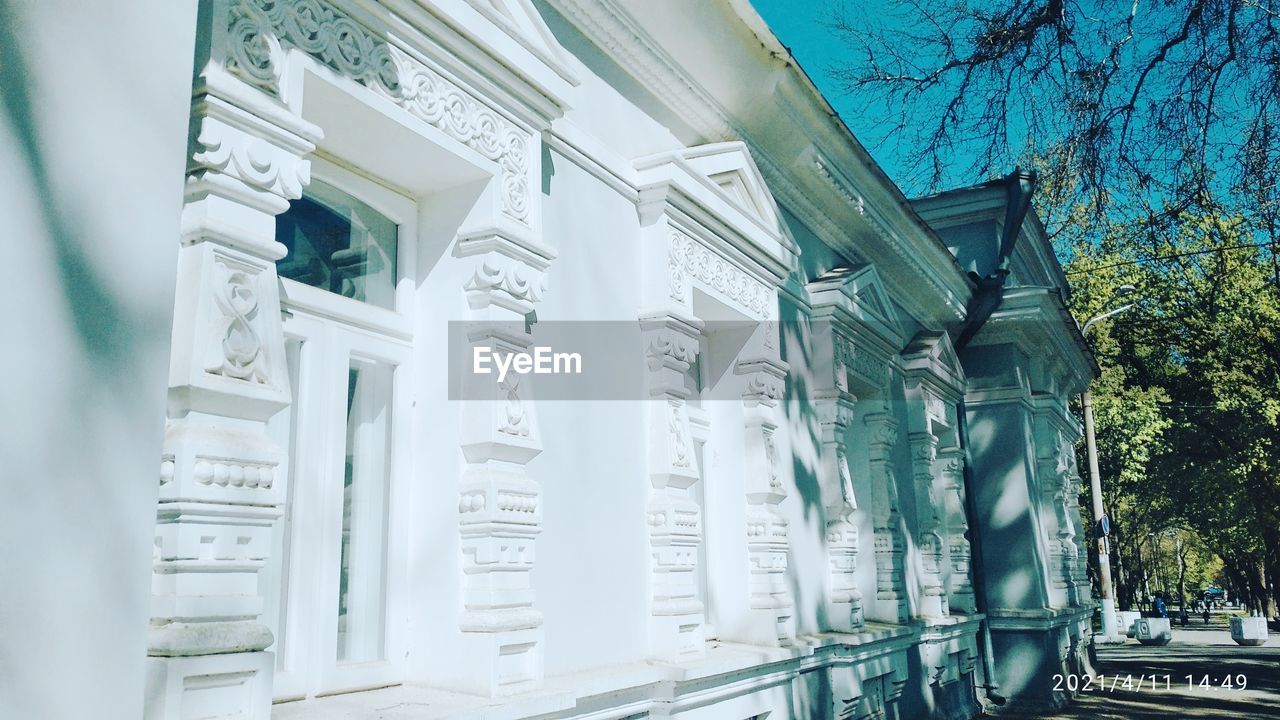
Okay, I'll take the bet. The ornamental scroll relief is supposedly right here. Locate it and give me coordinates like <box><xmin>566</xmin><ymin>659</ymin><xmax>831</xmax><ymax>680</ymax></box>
<box><xmin>205</xmin><ymin>261</ymin><xmax>269</xmax><ymax>383</ymax></box>
<box><xmin>667</xmin><ymin>228</ymin><xmax>772</xmax><ymax>319</ymax></box>
<box><xmin>225</xmin><ymin>0</ymin><xmax>531</xmax><ymax>222</ymax></box>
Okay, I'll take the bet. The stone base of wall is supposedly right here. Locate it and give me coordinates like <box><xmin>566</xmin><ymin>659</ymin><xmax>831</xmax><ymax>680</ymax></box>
<box><xmin>145</xmin><ymin>651</ymin><xmax>274</xmax><ymax>720</ymax></box>
<box><xmin>984</xmin><ymin>606</ymin><xmax>1095</xmax><ymax>714</ymax></box>
<box><xmin>270</xmin><ymin>626</ymin><xmax>971</xmax><ymax>720</ymax></box>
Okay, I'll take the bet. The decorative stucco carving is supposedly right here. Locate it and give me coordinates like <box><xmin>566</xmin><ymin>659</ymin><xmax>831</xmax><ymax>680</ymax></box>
<box><xmin>668</xmin><ymin>228</ymin><xmax>771</xmax><ymax>318</ymax></box>
<box><xmin>497</xmin><ymin>377</ymin><xmax>529</xmax><ymax>437</ymax></box>
<box><xmin>764</xmin><ymin>429</ymin><xmax>780</xmax><ymax>489</ymax></box>
<box><xmin>205</xmin><ymin>261</ymin><xmax>268</xmax><ymax>383</ymax></box>
<box><xmin>225</xmin><ymin>0</ymin><xmax>531</xmax><ymax>222</ymax></box>
<box><xmin>191</xmin><ymin>112</ymin><xmax>311</xmax><ymax>202</ymax></box>
<box><xmin>644</xmin><ymin>327</ymin><xmax>697</xmax><ymax>369</ymax></box>
<box><xmin>465</xmin><ymin>253</ymin><xmax>547</xmax><ymax>305</ymax></box>
<box><xmin>193</xmin><ymin>457</ymin><xmax>276</xmax><ymax>489</ymax></box>
<box><xmin>227</xmin><ymin>0</ymin><xmax>397</xmax><ymax>94</ymax></box>
<box><xmin>669</xmin><ymin>405</ymin><xmax>691</xmax><ymax>469</ymax></box>
<box><xmin>160</xmin><ymin>456</ymin><xmax>175</xmax><ymax>487</ymax></box>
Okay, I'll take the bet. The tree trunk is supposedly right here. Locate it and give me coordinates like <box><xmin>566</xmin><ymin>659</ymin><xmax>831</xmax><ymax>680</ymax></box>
<box><xmin>1177</xmin><ymin>537</ymin><xmax>1188</xmax><ymax>609</ymax></box>
<box><xmin>1252</xmin><ymin>561</ymin><xmax>1278</xmax><ymax>618</ymax></box>
<box><xmin>1115</xmin><ymin>537</ymin><xmax>1134</xmax><ymax>610</ymax></box>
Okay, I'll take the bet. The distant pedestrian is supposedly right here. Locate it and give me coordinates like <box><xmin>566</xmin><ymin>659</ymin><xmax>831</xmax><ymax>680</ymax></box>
<box><xmin>1202</xmin><ymin>604</ymin><xmax>1210</xmax><ymax>624</ymax></box>
<box><xmin>1153</xmin><ymin>592</ymin><xmax>1168</xmax><ymax>618</ymax></box>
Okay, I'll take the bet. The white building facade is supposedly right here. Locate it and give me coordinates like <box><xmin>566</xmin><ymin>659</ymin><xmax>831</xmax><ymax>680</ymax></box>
<box><xmin>3</xmin><ymin>1</ymin><xmax>1098</xmax><ymax>719</ymax></box>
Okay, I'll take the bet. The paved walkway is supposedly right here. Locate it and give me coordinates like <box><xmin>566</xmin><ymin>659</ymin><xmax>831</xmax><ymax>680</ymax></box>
<box><xmin>994</xmin><ymin>616</ymin><xmax>1279</xmax><ymax>719</ymax></box>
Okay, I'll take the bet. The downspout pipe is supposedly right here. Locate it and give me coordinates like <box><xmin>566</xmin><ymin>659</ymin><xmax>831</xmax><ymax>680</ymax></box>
<box><xmin>954</xmin><ymin>167</ymin><xmax>1037</xmax><ymax>353</ymax></box>
<box><xmin>953</xmin><ymin>167</ymin><xmax>1037</xmax><ymax>706</ymax></box>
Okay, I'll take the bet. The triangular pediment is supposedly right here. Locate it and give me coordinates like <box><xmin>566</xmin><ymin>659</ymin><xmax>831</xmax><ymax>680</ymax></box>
<box><xmin>634</xmin><ymin>141</ymin><xmax>797</xmax><ymax>281</ymax></box>
<box><xmin>902</xmin><ymin>329</ymin><xmax>967</xmax><ymax>388</ymax></box>
<box><xmin>678</xmin><ymin>142</ymin><xmax>782</xmax><ymax>235</ymax></box>
<box><xmin>465</xmin><ymin>0</ymin><xmax>578</xmax><ymax>84</ymax></box>
<box><xmin>806</xmin><ymin>264</ymin><xmax>904</xmax><ymax>346</ymax></box>
<box><xmin>855</xmin><ymin>282</ymin><xmax>888</xmax><ymax>319</ymax></box>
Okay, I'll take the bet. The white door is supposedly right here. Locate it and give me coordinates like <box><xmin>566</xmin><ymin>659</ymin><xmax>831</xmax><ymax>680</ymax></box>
<box><xmin>262</xmin><ymin>161</ymin><xmax>414</xmax><ymax>701</ymax></box>
<box><xmin>264</xmin><ymin>301</ymin><xmax>409</xmax><ymax>700</ymax></box>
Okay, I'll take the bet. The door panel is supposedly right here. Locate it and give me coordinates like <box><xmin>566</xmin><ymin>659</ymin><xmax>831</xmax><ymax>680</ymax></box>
<box><xmin>264</xmin><ymin>308</ymin><xmax>408</xmax><ymax>701</ymax></box>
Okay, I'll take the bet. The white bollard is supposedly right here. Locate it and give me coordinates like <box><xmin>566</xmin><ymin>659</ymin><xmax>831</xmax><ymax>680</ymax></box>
<box><xmin>1096</xmin><ymin>598</ymin><xmax>1127</xmax><ymax>643</ymax></box>
<box><xmin>1134</xmin><ymin>618</ymin><xmax>1172</xmax><ymax>646</ymax></box>
<box><xmin>1229</xmin><ymin>616</ymin><xmax>1269</xmax><ymax>647</ymax></box>
<box><xmin>1118</xmin><ymin>611</ymin><xmax>1142</xmax><ymax>638</ymax></box>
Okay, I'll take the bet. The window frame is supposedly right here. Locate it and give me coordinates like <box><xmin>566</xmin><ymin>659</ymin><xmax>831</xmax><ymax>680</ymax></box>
<box><xmin>277</xmin><ymin>155</ymin><xmax>417</xmax><ymax>343</ymax></box>
<box><xmin>267</xmin><ymin>162</ymin><xmax>415</xmax><ymax>702</ymax></box>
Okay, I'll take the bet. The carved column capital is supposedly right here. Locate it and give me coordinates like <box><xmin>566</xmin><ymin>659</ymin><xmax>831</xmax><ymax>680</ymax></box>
<box><xmin>455</xmin><ymin>229</ymin><xmax>555</xmax><ymax>315</ymax></box>
<box><xmin>736</xmin><ymin>356</ymin><xmax>788</xmax><ymax>408</ymax></box>
<box><xmin>640</xmin><ymin>312</ymin><xmax>702</xmax><ymax>399</ymax></box>
<box><xmin>864</xmin><ymin>412</ymin><xmax>899</xmax><ymax>453</ymax></box>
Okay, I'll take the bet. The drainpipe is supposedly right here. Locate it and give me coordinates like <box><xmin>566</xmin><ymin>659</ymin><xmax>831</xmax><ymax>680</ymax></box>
<box><xmin>955</xmin><ymin>168</ymin><xmax>1037</xmax><ymax>352</ymax></box>
<box><xmin>953</xmin><ymin>167</ymin><xmax>1038</xmax><ymax>706</ymax></box>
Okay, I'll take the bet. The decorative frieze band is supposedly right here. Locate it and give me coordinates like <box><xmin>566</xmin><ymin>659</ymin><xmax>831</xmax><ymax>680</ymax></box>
<box><xmin>225</xmin><ymin>0</ymin><xmax>531</xmax><ymax>223</ymax></box>
<box><xmin>668</xmin><ymin>227</ymin><xmax>772</xmax><ymax>319</ymax></box>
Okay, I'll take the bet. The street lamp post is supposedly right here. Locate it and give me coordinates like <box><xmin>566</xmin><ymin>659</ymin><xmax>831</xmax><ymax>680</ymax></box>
<box><xmin>1081</xmin><ymin>293</ymin><xmax>1135</xmax><ymax>643</ymax></box>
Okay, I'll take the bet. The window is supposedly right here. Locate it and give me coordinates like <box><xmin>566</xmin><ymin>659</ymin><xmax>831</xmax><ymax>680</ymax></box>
<box><xmin>276</xmin><ymin>178</ymin><xmax>398</xmax><ymax>309</ymax></box>
<box><xmin>264</xmin><ymin>167</ymin><xmax>411</xmax><ymax>701</ymax></box>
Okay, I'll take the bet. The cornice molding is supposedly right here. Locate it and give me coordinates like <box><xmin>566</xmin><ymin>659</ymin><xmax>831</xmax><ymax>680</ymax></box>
<box><xmin>370</xmin><ymin>0</ymin><xmax>575</xmax><ymax>126</ymax></box>
<box><xmin>545</xmin><ymin>0</ymin><xmax>734</xmax><ymax>140</ymax></box>
<box><xmin>966</xmin><ymin>287</ymin><xmax>1095</xmax><ymax>397</ymax></box>
<box><xmin>636</xmin><ymin>145</ymin><xmax>796</xmax><ymax>285</ymax></box>
<box><xmin>545</xmin><ymin>0</ymin><xmax>972</xmax><ymax>330</ymax></box>
<box><xmin>901</xmin><ymin>330</ymin><xmax>966</xmax><ymax>398</ymax></box>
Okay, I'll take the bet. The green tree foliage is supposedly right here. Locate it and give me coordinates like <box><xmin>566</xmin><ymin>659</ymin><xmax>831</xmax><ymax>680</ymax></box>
<box><xmin>1066</xmin><ymin>209</ymin><xmax>1280</xmax><ymax>615</ymax></box>
<box><xmin>825</xmin><ymin>0</ymin><xmax>1280</xmax><ymax>617</ymax></box>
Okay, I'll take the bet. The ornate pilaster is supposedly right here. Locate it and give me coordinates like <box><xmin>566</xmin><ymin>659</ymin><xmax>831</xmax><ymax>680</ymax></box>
<box><xmin>737</xmin><ymin>353</ymin><xmax>795</xmax><ymax>644</ymax></box>
<box><xmin>641</xmin><ymin>313</ymin><xmax>705</xmax><ymax>660</ymax></box>
<box><xmin>146</xmin><ymin>19</ymin><xmax>319</xmax><ymax>718</ymax></box>
<box><xmin>1053</xmin><ymin>434</ymin><xmax>1085</xmax><ymax>606</ymax></box>
<box><xmin>1034</xmin><ymin>426</ymin><xmax>1079</xmax><ymax>607</ymax></box>
<box><xmin>1065</xmin><ymin>470</ymin><xmax>1089</xmax><ymax>606</ymax></box>
<box><xmin>939</xmin><ymin>449</ymin><xmax>976</xmax><ymax>613</ymax></box>
<box><xmin>454</xmin><ymin>229</ymin><xmax>554</xmax><ymax>695</ymax></box>
<box><xmin>908</xmin><ymin>432</ymin><xmax>948</xmax><ymax>619</ymax></box>
<box><xmin>865</xmin><ymin>411</ymin><xmax>909</xmax><ymax>624</ymax></box>
<box><xmin>818</xmin><ymin>392</ymin><xmax>864</xmax><ymax>632</ymax></box>
<box><xmin>900</xmin><ymin>330</ymin><xmax>968</xmax><ymax>619</ymax></box>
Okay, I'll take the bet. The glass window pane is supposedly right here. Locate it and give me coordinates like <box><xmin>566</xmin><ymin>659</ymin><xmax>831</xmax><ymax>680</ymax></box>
<box><xmin>337</xmin><ymin>358</ymin><xmax>393</xmax><ymax>663</ymax></box>
<box><xmin>276</xmin><ymin>180</ymin><xmax>398</xmax><ymax>309</ymax></box>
